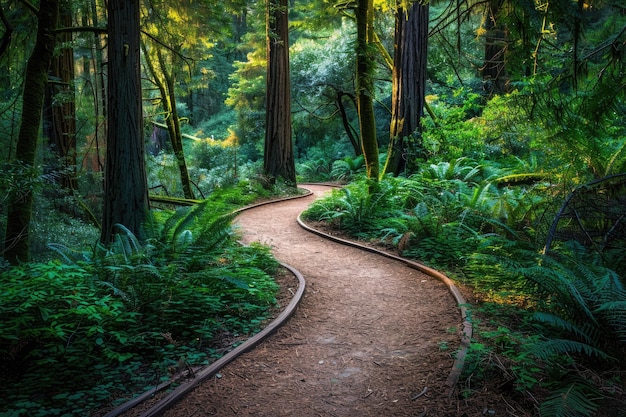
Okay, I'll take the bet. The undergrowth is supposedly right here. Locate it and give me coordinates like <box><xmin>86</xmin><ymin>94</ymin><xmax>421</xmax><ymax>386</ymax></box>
<box><xmin>0</xmin><ymin>186</ymin><xmax>284</xmax><ymax>417</ymax></box>
<box><xmin>301</xmin><ymin>164</ymin><xmax>626</xmax><ymax>416</ymax></box>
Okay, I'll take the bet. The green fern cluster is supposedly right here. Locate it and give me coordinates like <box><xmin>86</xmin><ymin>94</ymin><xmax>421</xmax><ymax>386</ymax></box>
<box><xmin>2</xmin><ymin>201</ymin><xmax>280</xmax><ymax>415</ymax></box>
<box><xmin>468</xmin><ymin>237</ymin><xmax>625</xmax><ymax>416</ymax></box>
<box><xmin>302</xmin><ymin>178</ymin><xmax>405</xmax><ymax>239</ymax></box>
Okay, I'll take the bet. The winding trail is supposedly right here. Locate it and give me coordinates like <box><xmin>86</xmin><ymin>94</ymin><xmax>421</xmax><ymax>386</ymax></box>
<box><xmin>162</xmin><ymin>184</ymin><xmax>463</xmax><ymax>416</ymax></box>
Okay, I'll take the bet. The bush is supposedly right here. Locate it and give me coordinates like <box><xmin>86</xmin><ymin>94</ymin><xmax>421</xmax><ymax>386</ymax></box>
<box><xmin>1</xmin><ymin>200</ymin><xmax>280</xmax><ymax>416</ymax></box>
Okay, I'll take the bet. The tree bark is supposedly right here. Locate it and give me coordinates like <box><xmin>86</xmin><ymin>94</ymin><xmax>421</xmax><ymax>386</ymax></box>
<box><xmin>336</xmin><ymin>90</ymin><xmax>361</xmax><ymax>156</ymax></box>
<box><xmin>264</xmin><ymin>0</ymin><xmax>296</xmax><ymax>185</ymax></box>
<box><xmin>4</xmin><ymin>0</ymin><xmax>59</xmax><ymax>264</ymax></box>
<box><xmin>100</xmin><ymin>0</ymin><xmax>149</xmax><ymax>245</ymax></box>
<box><xmin>142</xmin><ymin>42</ymin><xmax>196</xmax><ymax>200</ymax></box>
<box><xmin>384</xmin><ymin>2</ymin><xmax>429</xmax><ymax>176</ymax></box>
<box><xmin>44</xmin><ymin>2</ymin><xmax>77</xmax><ymax>192</ymax></box>
<box><xmin>355</xmin><ymin>0</ymin><xmax>379</xmax><ymax>181</ymax></box>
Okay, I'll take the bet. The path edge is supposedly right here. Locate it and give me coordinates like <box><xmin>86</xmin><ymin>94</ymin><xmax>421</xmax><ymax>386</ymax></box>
<box><xmin>103</xmin><ymin>189</ymin><xmax>316</xmax><ymax>417</ymax></box>
<box><xmin>295</xmin><ymin>209</ymin><xmax>471</xmax><ymax>392</ymax></box>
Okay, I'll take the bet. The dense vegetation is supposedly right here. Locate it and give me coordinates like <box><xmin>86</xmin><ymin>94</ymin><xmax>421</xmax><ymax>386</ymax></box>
<box><xmin>302</xmin><ymin>97</ymin><xmax>626</xmax><ymax>414</ymax></box>
<box><xmin>1</xmin><ymin>0</ymin><xmax>625</xmax><ymax>416</ymax></box>
<box><xmin>0</xmin><ymin>182</ymin><xmax>292</xmax><ymax>415</ymax></box>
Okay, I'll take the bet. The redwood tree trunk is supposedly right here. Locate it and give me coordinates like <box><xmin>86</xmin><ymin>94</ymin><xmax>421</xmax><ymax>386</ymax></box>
<box><xmin>384</xmin><ymin>2</ymin><xmax>429</xmax><ymax>176</ymax></box>
<box><xmin>264</xmin><ymin>0</ymin><xmax>296</xmax><ymax>185</ymax></box>
<box><xmin>355</xmin><ymin>0</ymin><xmax>379</xmax><ymax>181</ymax></box>
<box><xmin>44</xmin><ymin>3</ymin><xmax>77</xmax><ymax>191</ymax></box>
<box><xmin>4</xmin><ymin>0</ymin><xmax>59</xmax><ymax>264</ymax></box>
<box><xmin>100</xmin><ymin>0</ymin><xmax>149</xmax><ymax>245</ymax></box>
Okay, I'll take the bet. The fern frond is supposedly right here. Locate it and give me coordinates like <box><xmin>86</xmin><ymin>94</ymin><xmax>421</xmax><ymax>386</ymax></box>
<box><xmin>112</xmin><ymin>224</ymin><xmax>143</xmax><ymax>260</ymax></box>
<box><xmin>175</xmin><ymin>229</ymin><xmax>193</xmax><ymax>250</ymax></box>
<box><xmin>532</xmin><ymin>312</ymin><xmax>596</xmax><ymax>345</ymax></box>
<box><xmin>518</xmin><ymin>257</ymin><xmax>599</xmax><ymax>325</ymax></box>
<box><xmin>171</xmin><ymin>200</ymin><xmax>209</xmax><ymax>240</ymax></box>
<box><xmin>98</xmin><ymin>280</ymin><xmax>131</xmax><ymax>303</ymax></box>
<box><xmin>540</xmin><ymin>378</ymin><xmax>600</xmax><ymax>417</ymax></box>
<box><xmin>595</xmin><ymin>300</ymin><xmax>626</xmax><ymax>342</ymax></box>
<box><xmin>194</xmin><ymin>213</ymin><xmax>236</xmax><ymax>253</ymax></box>
<box><xmin>47</xmin><ymin>243</ymin><xmax>91</xmax><ymax>264</ymax></box>
<box><xmin>529</xmin><ymin>338</ymin><xmax>611</xmax><ymax>361</ymax></box>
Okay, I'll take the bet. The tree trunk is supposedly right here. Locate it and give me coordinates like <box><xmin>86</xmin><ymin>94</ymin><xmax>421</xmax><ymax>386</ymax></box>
<box><xmin>336</xmin><ymin>90</ymin><xmax>361</xmax><ymax>156</ymax></box>
<box><xmin>142</xmin><ymin>43</ymin><xmax>196</xmax><ymax>200</ymax></box>
<box><xmin>158</xmin><ymin>48</ymin><xmax>195</xmax><ymax>200</ymax></box>
<box><xmin>264</xmin><ymin>0</ymin><xmax>296</xmax><ymax>185</ymax></box>
<box><xmin>44</xmin><ymin>3</ymin><xmax>78</xmax><ymax>192</ymax></box>
<box><xmin>384</xmin><ymin>2</ymin><xmax>429</xmax><ymax>176</ymax></box>
<box><xmin>100</xmin><ymin>0</ymin><xmax>149</xmax><ymax>245</ymax></box>
<box><xmin>4</xmin><ymin>0</ymin><xmax>59</xmax><ymax>264</ymax></box>
<box><xmin>355</xmin><ymin>0</ymin><xmax>379</xmax><ymax>181</ymax></box>
<box><xmin>81</xmin><ymin>0</ymin><xmax>107</xmax><ymax>176</ymax></box>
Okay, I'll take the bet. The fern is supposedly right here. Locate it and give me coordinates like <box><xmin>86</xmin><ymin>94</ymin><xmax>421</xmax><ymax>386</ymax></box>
<box><xmin>194</xmin><ymin>212</ymin><xmax>235</xmax><ymax>253</ymax></box>
<box><xmin>540</xmin><ymin>378</ymin><xmax>601</xmax><ymax>417</ymax></box>
<box><xmin>330</xmin><ymin>155</ymin><xmax>365</xmax><ymax>181</ymax></box>
<box><xmin>110</xmin><ymin>224</ymin><xmax>145</xmax><ymax>262</ymax></box>
<box><xmin>47</xmin><ymin>243</ymin><xmax>92</xmax><ymax>264</ymax></box>
<box><xmin>595</xmin><ymin>298</ymin><xmax>626</xmax><ymax>343</ymax></box>
<box><xmin>531</xmin><ymin>312</ymin><xmax>598</xmax><ymax>345</ymax></box>
<box><xmin>421</xmin><ymin>157</ymin><xmax>481</xmax><ymax>182</ymax></box>
<box><xmin>516</xmin><ymin>254</ymin><xmax>599</xmax><ymax>324</ymax></box>
<box><xmin>529</xmin><ymin>337</ymin><xmax>611</xmax><ymax>361</ymax></box>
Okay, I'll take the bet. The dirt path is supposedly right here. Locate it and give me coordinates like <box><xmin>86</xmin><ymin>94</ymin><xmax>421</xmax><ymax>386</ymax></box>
<box><xmin>160</xmin><ymin>184</ymin><xmax>486</xmax><ymax>416</ymax></box>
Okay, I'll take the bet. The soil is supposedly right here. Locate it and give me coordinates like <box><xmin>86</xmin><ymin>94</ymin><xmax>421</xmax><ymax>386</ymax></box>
<box><xmin>118</xmin><ymin>184</ymin><xmax>525</xmax><ymax>417</ymax></box>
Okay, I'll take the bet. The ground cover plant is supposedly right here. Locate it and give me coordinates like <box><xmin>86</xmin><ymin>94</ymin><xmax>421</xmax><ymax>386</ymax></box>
<box><xmin>0</xmin><ymin>183</ymin><xmax>285</xmax><ymax>417</ymax></box>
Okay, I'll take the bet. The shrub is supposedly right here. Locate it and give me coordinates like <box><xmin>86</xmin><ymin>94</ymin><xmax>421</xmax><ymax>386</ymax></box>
<box><xmin>1</xmin><ymin>199</ymin><xmax>280</xmax><ymax>416</ymax></box>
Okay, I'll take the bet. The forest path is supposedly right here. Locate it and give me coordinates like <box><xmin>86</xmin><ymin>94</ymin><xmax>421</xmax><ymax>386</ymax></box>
<box><xmin>161</xmin><ymin>184</ymin><xmax>474</xmax><ymax>416</ymax></box>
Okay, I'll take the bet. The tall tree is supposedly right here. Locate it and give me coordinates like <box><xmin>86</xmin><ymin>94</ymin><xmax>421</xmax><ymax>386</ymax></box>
<box><xmin>264</xmin><ymin>0</ymin><xmax>296</xmax><ymax>185</ymax></box>
<box><xmin>384</xmin><ymin>0</ymin><xmax>429</xmax><ymax>176</ymax></box>
<box><xmin>44</xmin><ymin>0</ymin><xmax>77</xmax><ymax>192</ymax></box>
<box><xmin>4</xmin><ymin>0</ymin><xmax>59</xmax><ymax>264</ymax></box>
<box><xmin>100</xmin><ymin>0</ymin><xmax>148</xmax><ymax>245</ymax></box>
<box><xmin>355</xmin><ymin>0</ymin><xmax>379</xmax><ymax>181</ymax></box>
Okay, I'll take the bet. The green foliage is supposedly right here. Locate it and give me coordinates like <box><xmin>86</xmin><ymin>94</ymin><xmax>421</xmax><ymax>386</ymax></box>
<box><xmin>0</xmin><ymin>161</ymin><xmax>47</xmax><ymax>206</ymax></box>
<box><xmin>0</xmin><ymin>261</ymin><xmax>139</xmax><ymax>415</ymax></box>
<box><xmin>421</xmin><ymin>88</ymin><xmax>487</xmax><ymax>160</ymax></box>
<box><xmin>329</xmin><ymin>155</ymin><xmax>366</xmax><ymax>182</ymax></box>
<box><xmin>302</xmin><ymin>178</ymin><xmax>404</xmax><ymax>239</ymax></box>
<box><xmin>540</xmin><ymin>378</ymin><xmax>601</xmax><ymax>417</ymax></box>
<box><xmin>296</xmin><ymin>158</ymin><xmax>333</xmax><ymax>182</ymax></box>
<box><xmin>1</xmin><ymin>200</ymin><xmax>280</xmax><ymax>416</ymax></box>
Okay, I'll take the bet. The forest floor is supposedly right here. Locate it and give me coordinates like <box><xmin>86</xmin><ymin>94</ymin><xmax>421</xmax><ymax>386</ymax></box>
<box><xmin>120</xmin><ymin>184</ymin><xmax>529</xmax><ymax>417</ymax></box>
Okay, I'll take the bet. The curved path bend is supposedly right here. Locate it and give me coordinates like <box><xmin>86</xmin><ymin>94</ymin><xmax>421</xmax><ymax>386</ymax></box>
<box><xmin>163</xmin><ymin>184</ymin><xmax>466</xmax><ymax>416</ymax></box>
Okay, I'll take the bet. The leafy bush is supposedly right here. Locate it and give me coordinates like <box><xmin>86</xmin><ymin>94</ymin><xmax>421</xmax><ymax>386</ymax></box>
<box><xmin>302</xmin><ymin>178</ymin><xmax>404</xmax><ymax>239</ymax></box>
<box><xmin>1</xmin><ymin>200</ymin><xmax>280</xmax><ymax>416</ymax></box>
<box><xmin>0</xmin><ymin>261</ymin><xmax>140</xmax><ymax>415</ymax></box>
